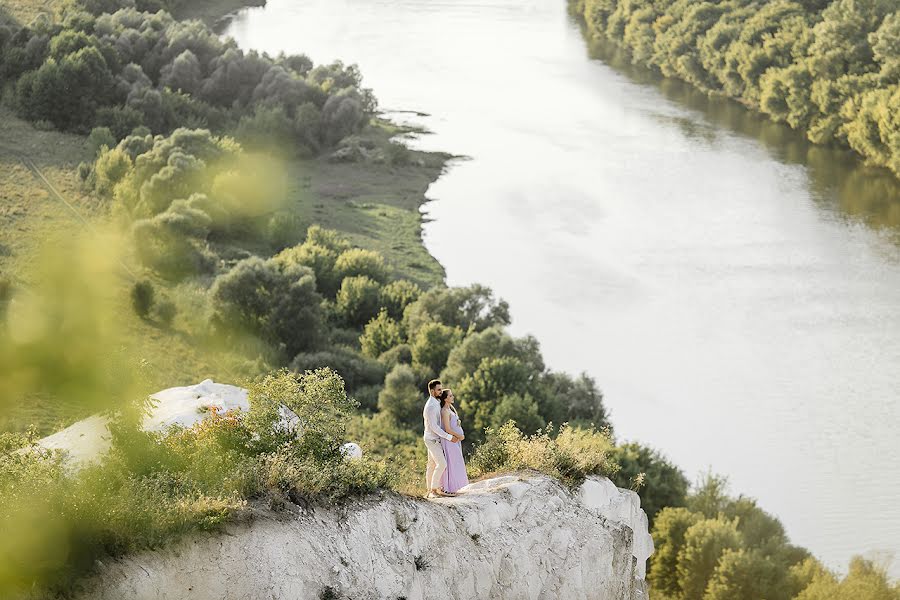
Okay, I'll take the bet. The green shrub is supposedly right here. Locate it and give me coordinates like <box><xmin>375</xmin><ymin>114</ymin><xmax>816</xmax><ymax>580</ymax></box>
<box><xmin>131</xmin><ymin>205</ymin><xmax>214</xmax><ymax>281</ymax></box>
<box><xmin>377</xmin><ymin>343</ymin><xmax>413</xmax><ymax>370</ymax></box>
<box><xmin>294</xmin><ymin>102</ymin><xmax>323</xmax><ymax>154</ymax></box>
<box><xmin>334</xmin><ymin>248</ymin><xmax>388</xmax><ymax>283</ymax></box>
<box><xmin>94</xmin><ymin>105</ymin><xmax>146</xmax><ymax>140</ymax></box>
<box><xmin>77</xmin><ymin>161</ymin><xmax>92</xmax><ymax>182</ymax></box>
<box><xmin>410</xmin><ymin>321</ymin><xmax>462</xmax><ymax>375</ymax></box>
<box><xmin>359</xmin><ymin>310</ymin><xmax>403</xmax><ymax>359</ymax></box>
<box><xmin>306</xmin><ymin>225</ymin><xmax>351</xmax><ymax>254</ymax></box>
<box><xmin>456</xmin><ymin>355</ymin><xmax>533</xmax><ymax>441</ymax></box>
<box><xmin>677</xmin><ymin>517</ymin><xmax>743</xmax><ymax>600</ymax></box>
<box><xmin>542</xmin><ymin>371</ymin><xmax>611</xmax><ymax>430</ymax></box>
<box><xmin>469</xmin><ymin>422</ymin><xmax>616</xmax><ymax>487</ymax></box>
<box><xmin>335</xmin><ymin>276</ymin><xmax>382</xmax><ymax>328</ymax></box>
<box><xmin>377</xmin><ymin>364</ymin><xmax>421</xmax><ymax>429</ymax></box>
<box><xmin>86</xmin><ymin>126</ymin><xmax>116</xmax><ymax>157</ymax></box>
<box><xmin>235</xmin><ymin>104</ymin><xmax>295</xmax><ymax>150</ymax></box>
<box><xmin>275</xmin><ymin>241</ymin><xmax>340</xmax><ymax>296</ymax></box>
<box><xmin>245</xmin><ymin>368</ymin><xmax>357</xmax><ymax>460</ymax></box>
<box><xmin>386</xmin><ymin>141</ymin><xmax>411</xmax><ymax>166</ymax></box>
<box><xmin>648</xmin><ymin>507</ymin><xmax>705</xmax><ymax>598</ymax></box>
<box><xmin>267</xmin><ymin>212</ymin><xmax>304</xmax><ymax>251</ymax></box>
<box><xmin>403</xmin><ymin>285</ymin><xmax>510</xmax><ymax>339</ymax></box>
<box><xmin>155</xmin><ymin>299</ymin><xmax>177</xmax><ymax>327</ymax></box>
<box><xmin>93</xmin><ymin>146</ymin><xmax>132</xmax><ymax>196</ymax></box>
<box><xmin>380</xmin><ymin>279</ymin><xmax>421</xmax><ymax>320</ymax></box>
<box><xmin>16</xmin><ymin>46</ymin><xmax>114</xmax><ymax>131</ymax></box>
<box><xmin>108</xmin><ymin>128</ymin><xmax>241</xmax><ymax>219</ymax></box>
<box><xmin>491</xmin><ymin>393</ymin><xmax>545</xmax><ymax>434</ymax></box>
<box><xmin>705</xmin><ymin>548</ymin><xmax>792</xmax><ymax>600</ymax></box>
<box><xmin>350</xmin><ymin>384</ymin><xmax>381</xmax><ymax>412</ymax></box>
<box><xmin>793</xmin><ymin>556</ymin><xmax>900</xmax><ymax>600</ymax></box>
<box><xmin>130</xmin><ymin>280</ymin><xmax>155</xmax><ymax>318</ymax></box>
<box><xmin>247</xmin><ymin>369</ymin><xmax>395</xmax><ymax>500</ymax></box>
<box><xmin>290</xmin><ymin>347</ymin><xmax>385</xmax><ymax>393</ymax></box>
<box><xmin>345</xmin><ymin>412</ymin><xmax>423</xmax><ymax>490</ymax></box>
<box><xmin>442</xmin><ymin>326</ymin><xmax>544</xmax><ymax>387</ymax></box>
<box><xmin>262</xmin><ymin>449</ymin><xmax>393</xmax><ymax>503</ymax></box>
<box><xmin>210</xmin><ymin>257</ymin><xmax>325</xmax><ymax>357</ymax></box>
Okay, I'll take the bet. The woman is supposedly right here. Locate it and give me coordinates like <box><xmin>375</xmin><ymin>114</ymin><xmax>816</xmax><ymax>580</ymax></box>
<box><xmin>439</xmin><ymin>389</ymin><xmax>469</xmax><ymax>493</ymax></box>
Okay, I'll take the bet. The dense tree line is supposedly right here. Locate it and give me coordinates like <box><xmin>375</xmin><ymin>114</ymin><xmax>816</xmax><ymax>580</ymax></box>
<box><xmin>649</xmin><ymin>474</ymin><xmax>899</xmax><ymax>600</ymax></box>
<box><xmin>0</xmin><ymin>5</ymin><xmax>371</xmax><ymax>153</ymax></box>
<box><xmin>209</xmin><ymin>223</ymin><xmax>618</xmax><ymax>440</ymax></box>
<box><xmin>574</xmin><ymin>0</ymin><xmax>900</xmax><ymax>178</ymax></box>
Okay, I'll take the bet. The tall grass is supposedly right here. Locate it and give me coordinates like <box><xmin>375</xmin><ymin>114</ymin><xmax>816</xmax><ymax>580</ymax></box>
<box><xmin>469</xmin><ymin>421</ymin><xmax>618</xmax><ymax>487</ymax></box>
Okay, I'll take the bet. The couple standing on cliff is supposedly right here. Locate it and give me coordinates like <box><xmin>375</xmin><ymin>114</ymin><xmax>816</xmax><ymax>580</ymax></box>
<box><xmin>422</xmin><ymin>379</ymin><xmax>469</xmax><ymax>498</ymax></box>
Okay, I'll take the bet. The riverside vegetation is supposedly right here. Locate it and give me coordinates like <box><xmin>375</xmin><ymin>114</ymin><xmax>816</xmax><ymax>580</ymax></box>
<box><xmin>572</xmin><ymin>0</ymin><xmax>900</xmax><ymax>180</ymax></box>
<box><xmin>0</xmin><ymin>0</ymin><xmax>897</xmax><ymax>598</ymax></box>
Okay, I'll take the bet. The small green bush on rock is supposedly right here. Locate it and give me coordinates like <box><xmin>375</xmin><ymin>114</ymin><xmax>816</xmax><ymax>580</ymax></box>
<box><xmin>469</xmin><ymin>422</ymin><xmax>617</xmax><ymax>487</ymax></box>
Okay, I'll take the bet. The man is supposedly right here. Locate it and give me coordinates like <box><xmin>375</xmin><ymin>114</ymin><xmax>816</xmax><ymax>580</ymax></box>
<box><xmin>423</xmin><ymin>378</ymin><xmax>460</xmax><ymax>498</ymax></box>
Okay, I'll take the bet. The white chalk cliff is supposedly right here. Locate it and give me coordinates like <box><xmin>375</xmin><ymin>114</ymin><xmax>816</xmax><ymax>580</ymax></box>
<box><xmin>75</xmin><ymin>475</ymin><xmax>652</xmax><ymax>600</ymax></box>
<box><xmin>40</xmin><ymin>381</ymin><xmax>653</xmax><ymax>600</ymax></box>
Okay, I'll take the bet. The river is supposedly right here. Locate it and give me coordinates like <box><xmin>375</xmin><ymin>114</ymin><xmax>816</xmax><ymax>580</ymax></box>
<box><xmin>223</xmin><ymin>0</ymin><xmax>900</xmax><ymax>575</ymax></box>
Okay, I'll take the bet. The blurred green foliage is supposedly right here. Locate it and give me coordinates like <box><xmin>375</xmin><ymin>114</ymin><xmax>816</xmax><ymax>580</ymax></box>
<box><xmin>0</xmin><ymin>368</ymin><xmax>392</xmax><ymax>597</ymax></box>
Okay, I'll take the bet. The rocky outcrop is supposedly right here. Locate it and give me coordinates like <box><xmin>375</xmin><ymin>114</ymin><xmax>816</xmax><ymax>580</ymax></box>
<box><xmin>75</xmin><ymin>475</ymin><xmax>652</xmax><ymax>600</ymax></box>
<box><xmin>40</xmin><ymin>381</ymin><xmax>653</xmax><ymax>599</ymax></box>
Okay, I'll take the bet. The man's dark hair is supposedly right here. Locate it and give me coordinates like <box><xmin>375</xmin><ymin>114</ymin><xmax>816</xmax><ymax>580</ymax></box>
<box><xmin>428</xmin><ymin>379</ymin><xmax>442</xmax><ymax>392</ymax></box>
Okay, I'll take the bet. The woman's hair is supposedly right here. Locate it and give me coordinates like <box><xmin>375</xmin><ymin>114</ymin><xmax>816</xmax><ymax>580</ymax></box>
<box><xmin>439</xmin><ymin>389</ymin><xmax>457</xmax><ymax>414</ymax></box>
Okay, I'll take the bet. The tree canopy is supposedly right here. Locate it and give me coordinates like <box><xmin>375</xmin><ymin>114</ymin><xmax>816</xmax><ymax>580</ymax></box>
<box><xmin>575</xmin><ymin>0</ymin><xmax>900</xmax><ymax>178</ymax></box>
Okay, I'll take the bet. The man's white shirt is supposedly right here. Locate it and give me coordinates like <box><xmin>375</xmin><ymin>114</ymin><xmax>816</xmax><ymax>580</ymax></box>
<box><xmin>423</xmin><ymin>396</ymin><xmax>453</xmax><ymax>442</ymax></box>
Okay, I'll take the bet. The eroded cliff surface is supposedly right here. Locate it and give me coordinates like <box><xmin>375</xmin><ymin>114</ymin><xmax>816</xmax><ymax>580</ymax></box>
<box><xmin>75</xmin><ymin>474</ymin><xmax>652</xmax><ymax>600</ymax></box>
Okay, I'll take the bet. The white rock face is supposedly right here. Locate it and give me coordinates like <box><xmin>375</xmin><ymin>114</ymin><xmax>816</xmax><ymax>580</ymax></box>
<box><xmin>76</xmin><ymin>475</ymin><xmax>651</xmax><ymax>600</ymax></box>
<box><xmin>578</xmin><ymin>478</ymin><xmax>655</xmax><ymax>579</ymax></box>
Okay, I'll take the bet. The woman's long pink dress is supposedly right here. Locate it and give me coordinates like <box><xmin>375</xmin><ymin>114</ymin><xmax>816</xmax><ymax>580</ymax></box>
<box><xmin>440</xmin><ymin>410</ymin><xmax>469</xmax><ymax>493</ymax></box>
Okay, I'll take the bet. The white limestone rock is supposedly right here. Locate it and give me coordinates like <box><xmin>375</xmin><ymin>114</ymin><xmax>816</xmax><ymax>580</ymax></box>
<box><xmin>75</xmin><ymin>475</ymin><xmax>652</xmax><ymax>600</ymax></box>
<box><xmin>579</xmin><ymin>477</ymin><xmax>655</xmax><ymax>579</ymax></box>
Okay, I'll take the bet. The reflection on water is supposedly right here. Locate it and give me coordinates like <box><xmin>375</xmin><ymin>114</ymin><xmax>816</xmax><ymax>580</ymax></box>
<box><xmin>585</xmin><ymin>34</ymin><xmax>900</xmax><ymax>239</ymax></box>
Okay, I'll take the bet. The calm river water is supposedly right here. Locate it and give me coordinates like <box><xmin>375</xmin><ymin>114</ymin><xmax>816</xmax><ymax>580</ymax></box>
<box><xmin>224</xmin><ymin>0</ymin><xmax>900</xmax><ymax>574</ymax></box>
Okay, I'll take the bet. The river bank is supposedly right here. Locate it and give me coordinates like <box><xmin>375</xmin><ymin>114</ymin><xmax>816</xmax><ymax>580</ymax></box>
<box><xmin>571</xmin><ymin>0</ymin><xmax>900</xmax><ymax>182</ymax></box>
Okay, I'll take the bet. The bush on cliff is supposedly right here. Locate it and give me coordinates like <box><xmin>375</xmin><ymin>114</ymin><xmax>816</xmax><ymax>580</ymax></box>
<box><xmin>469</xmin><ymin>421</ymin><xmax>617</xmax><ymax>487</ymax></box>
